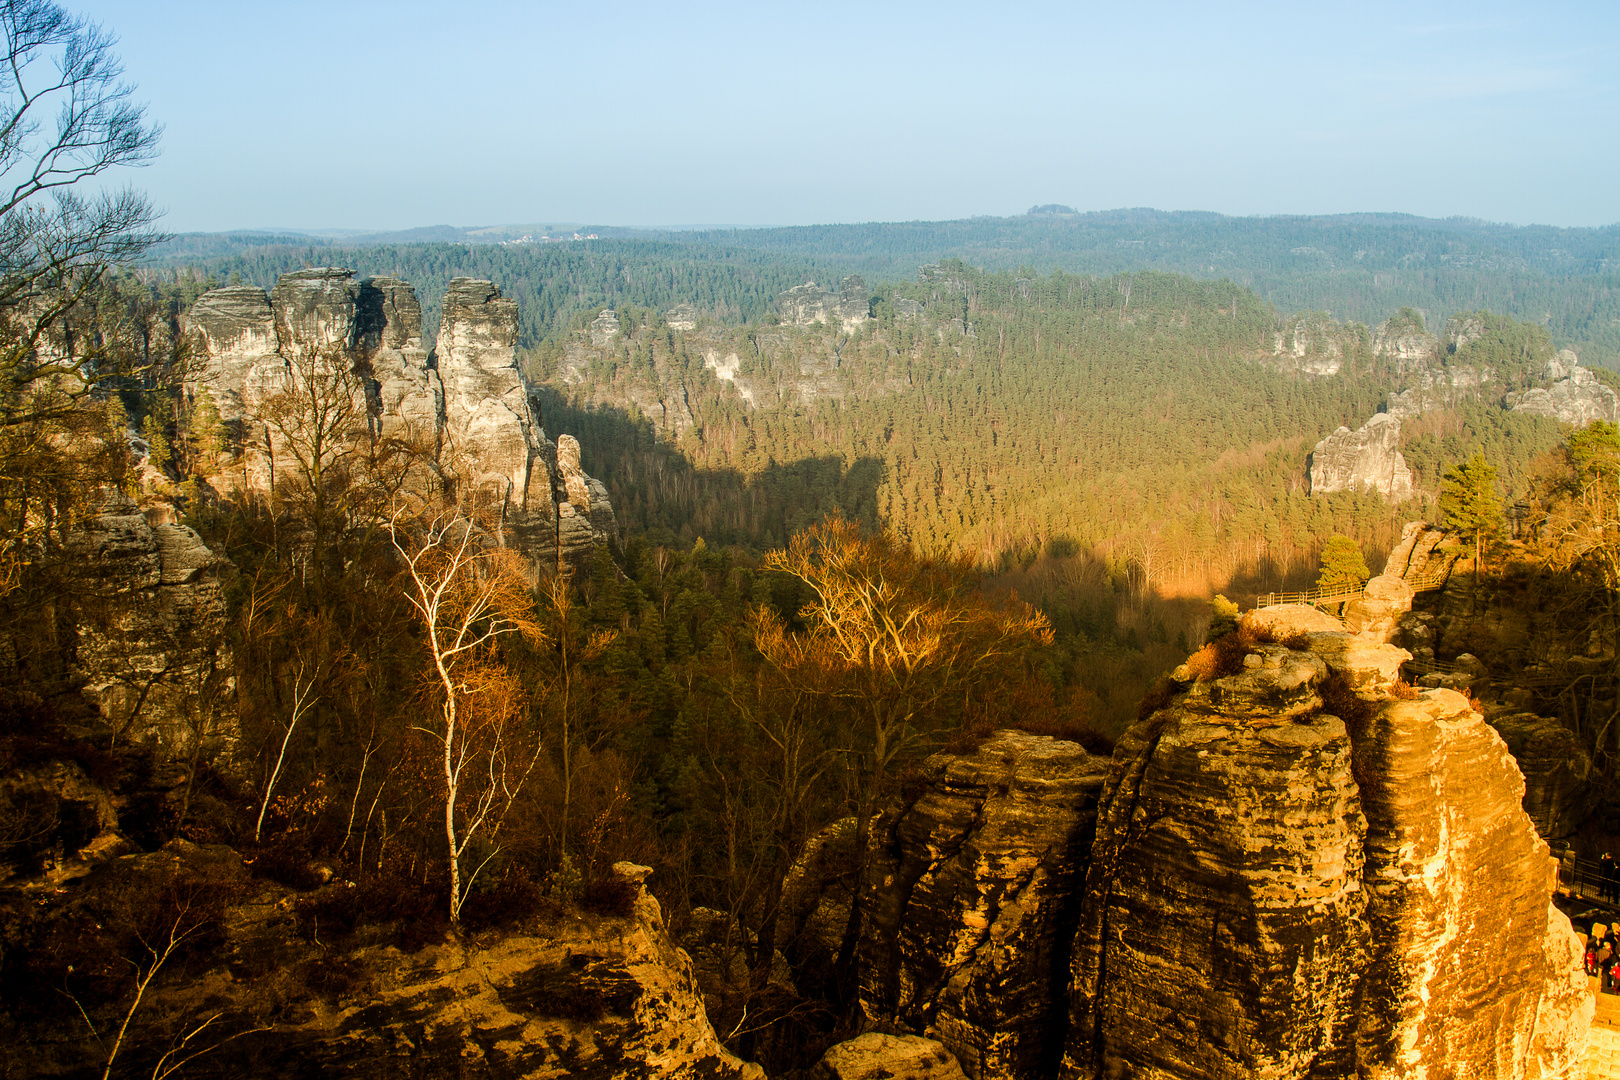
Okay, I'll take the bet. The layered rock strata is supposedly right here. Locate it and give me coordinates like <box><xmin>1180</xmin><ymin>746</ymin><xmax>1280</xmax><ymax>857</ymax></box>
<box><xmin>859</xmin><ymin>730</ymin><xmax>1109</xmax><ymax>1079</ymax></box>
<box><xmin>14</xmin><ymin>852</ymin><xmax>760</xmax><ymax>1079</ymax></box>
<box><xmin>778</xmin><ymin>276</ymin><xmax>872</xmax><ymax>333</ymax></box>
<box><xmin>1510</xmin><ymin>363</ymin><xmax>1620</xmax><ymax>427</ymax></box>
<box><xmin>1308</xmin><ymin>413</ymin><xmax>1415</xmax><ymax>502</ymax></box>
<box><xmin>66</xmin><ymin>488</ymin><xmax>238</xmax><ymax>764</ymax></box>
<box><xmin>1058</xmin><ymin>632</ymin><xmax>1589</xmax><ymax>1080</ymax></box>
<box><xmin>185</xmin><ymin>271</ymin><xmax>615</xmax><ymax>567</ymax></box>
<box><xmin>1488</xmin><ymin>712</ymin><xmax>1596</xmax><ymax>840</ymax></box>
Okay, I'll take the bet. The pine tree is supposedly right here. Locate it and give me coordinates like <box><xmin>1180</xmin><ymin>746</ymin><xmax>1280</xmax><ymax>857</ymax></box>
<box><xmin>1440</xmin><ymin>451</ymin><xmax>1503</xmax><ymax>570</ymax></box>
<box><xmin>1316</xmin><ymin>535</ymin><xmax>1370</xmax><ymax>594</ymax></box>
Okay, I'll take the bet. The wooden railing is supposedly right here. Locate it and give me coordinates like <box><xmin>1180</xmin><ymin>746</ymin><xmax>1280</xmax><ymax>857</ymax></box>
<box><xmin>1257</xmin><ymin>568</ymin><xmax>1452</xmax><ymax>611</ymax></box>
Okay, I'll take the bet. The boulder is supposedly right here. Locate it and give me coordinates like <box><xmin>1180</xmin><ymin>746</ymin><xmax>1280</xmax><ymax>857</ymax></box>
<box><xmin>1242</xmin><ymin>604</ymin><xmax>1344</xmax><ymax>638</ymax></box>
<box><xmin>1307</xmin><ymin>413</ymin><xmax>1415</xmax><ymax>502</ymax></box>
<box><xmin>812</xmin><ymin>1033</ymin><xmax>967</xmax><ymax>1080</ymax></box>
<box><xmin>859</xmin><ymin>730</ymin><xmax>1108</xmax><ymax>1079</ymax></box>
<box><xmin>1488</xmin><ymin>712</ymin><xmax>1595</xmax><ymax>839</ymax></box>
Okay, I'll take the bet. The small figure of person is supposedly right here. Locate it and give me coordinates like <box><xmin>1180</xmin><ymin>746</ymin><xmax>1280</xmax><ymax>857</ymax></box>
<box><xmin>1602</xmin><ymin>931</ymin><xmax>1619</xmax><ymax>992</ymax></box>
<box><xmin>1601</xmin><ymin>852</ymin><xmax>1617</xmax><ymax>903</ymax></box>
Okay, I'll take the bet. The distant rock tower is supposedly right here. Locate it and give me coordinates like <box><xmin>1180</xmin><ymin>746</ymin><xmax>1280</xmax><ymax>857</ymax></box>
<box><xmin>185</xmin><ymin>270</ymin><xmax>616</xmax><ymax>567</ymax></box>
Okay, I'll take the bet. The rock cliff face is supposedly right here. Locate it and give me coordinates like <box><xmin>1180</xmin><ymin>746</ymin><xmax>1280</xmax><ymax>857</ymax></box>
<box><xmin>856</xmin><ymin>634</ymin><xmax>1590</xmax><ymax>1080</ymax></box>
<box><xmin>66</xmin><ymin>489</ymin><xmax>238</xmax><ymax>765</ymax></box>
<box><xmin>778</xmin><ymin>276</ymin><xmax>872</xmax><ymax>333</ymax></box>
<box><xmin>1308</xmin><ymin>413</ymin><xmax>1415</xmax><ymax>502</ymax></box>
<box><xmin>1372</xmin><ymin>315</ymin><xmax>1439</xmax><ymax>373</ymax></box>
<box><xmin>1058</xmin><ymin>632</ymin><xmax>1588</xmax><ymax>1080</ymax></box>
<box><xmin>1510</xmin><ymin>363</ymin><xmax>1620</xmax><ymax>427</ymax></box>
<box><xmin>186</xmin><ymin>271</ymin><xmax>615</xmax><ymax>567</ymax></box>
<box><xmin>859</xmin><ymin>731</ymin><xmax>1109</xmax><ymax>1079</ymax></box>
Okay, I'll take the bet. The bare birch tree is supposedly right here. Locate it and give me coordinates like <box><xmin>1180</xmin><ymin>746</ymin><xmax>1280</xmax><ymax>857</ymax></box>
<box><xmin>388</xmin><ymin>511</ymin><xmax>543</xmax><ymax>922</ymax></box>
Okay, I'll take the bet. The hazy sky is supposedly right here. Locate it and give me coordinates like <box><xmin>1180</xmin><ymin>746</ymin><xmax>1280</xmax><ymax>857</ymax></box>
<box><xmin>71</xmin><ymin>0</ymin><xmax>1620</xmax><ymax>232</ymax></box>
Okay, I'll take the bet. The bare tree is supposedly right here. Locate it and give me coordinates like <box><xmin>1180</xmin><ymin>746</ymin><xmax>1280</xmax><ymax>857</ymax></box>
<box><xmin>0</xmin><ymin>0</ymin><xmax>164</xmax><ymax>410</ymax></box>
<box><xmin>389</xmin><ymin>511</ymin><xmax>544</xmax><ymax>922</ymax></box>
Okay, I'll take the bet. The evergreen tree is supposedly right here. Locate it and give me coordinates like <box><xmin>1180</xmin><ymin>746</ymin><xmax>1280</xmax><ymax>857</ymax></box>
<box><xmin>1440</xmin><ymin>452</ymin><xmax>1503</xmax><ymax>570</ymax></box>
<box><xmin>1316</xmin><ymin>535</ymin><xmax>1370</xmax><ymax>593</ymax></box>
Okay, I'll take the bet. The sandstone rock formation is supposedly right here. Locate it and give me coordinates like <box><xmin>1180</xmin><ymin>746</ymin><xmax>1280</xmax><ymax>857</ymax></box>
<box><xmin>813</xmin><ymin>1033</ymin><xmax>968</xmax><ymax>1080</ymax></box>
<box><xmin>1308</xmin><ymin>413</ymin><xmax>1415</xmax><ymax>501</ymax></box>
<box><xmin>1271</xmin><ymin>314</ymin><xmax>1347</xmax><ymax>376</ymax></box>
<box><xmin>1382</xmin><ymin>520</ymin><xmax>1458</xmax><ymax>581</ymax></box>
<box><xmin>13</xmin><ymin>853</ymin><xmax>761</xmax><ymax>1079</ymax></box>
<box><xmin>859</xmin><ymin>730</ymin><xmax>1109</xmax><ymax>1079</ymax></box>
<box><xmin>1372</xmin><ymin>313</ymin><xmax>1438</xmax><ymax>372</ymax></box>
<box><xmin>1341</xmin><ymin>573</ymin><xmax>1414</xmax><ymax>642</ymax></box>
<box><xmin>1061</xmin><ymin>632</ymin><xmax>1590</xmax><ymax>1080</ymax></box>
<box><xmin>66</xmin><ymin>488</ymin><xmax>238</xmax><ymax>765</ymax></box>
<box><xmin>778</xmin><ymin>276</ymin><xmax>871</xmax><ymax>333</ymax></box>
<box><xmin>185</xmin><ymin>271</ymin><xmax>616</xmax><ymax>567</ymax></box>
<box><xmin>1510</xmin><ymin>363</ymin><xmax>1620</xmax><ymax>427</ymax></box>
<box><xmin>1488</xmin><ymin>711</ymin><xmax>1595</xmax><ymax>839</ymax></box>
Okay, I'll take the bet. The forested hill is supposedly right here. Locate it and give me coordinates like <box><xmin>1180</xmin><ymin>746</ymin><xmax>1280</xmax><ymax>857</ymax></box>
<box><xmin>141</xmin><ymin>209</ymin><xmax>1620</xmax><ymax>364</ymax></box>
<box><xmin>533</xmin><ymin>265</ymin><xmax>1566</xmax><ymax>598</ymax></box>
<box><xmin>671</xmin><ymin>210</ymin><xmax>1620</xmax><ymax>364</ymax></box>
<box><xmin>136</xmin><ymin>237</ymin><xmax>831</xmax><ymax>349</ymax></box>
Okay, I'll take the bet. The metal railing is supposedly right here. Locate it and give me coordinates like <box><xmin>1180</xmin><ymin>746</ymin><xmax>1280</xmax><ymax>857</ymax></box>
<box><xmin>1556</xmin><ymin>852</ymin><xmax>1620</xmax><ymax>906</ymax></box>
<box><xmin>1257</xmin><ymin>568</ymin><xmax>1452</xmax><ymax>611</ymax></box>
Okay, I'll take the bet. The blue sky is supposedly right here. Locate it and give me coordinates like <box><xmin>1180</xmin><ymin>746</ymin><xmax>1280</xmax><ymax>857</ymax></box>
<box><xmin>73</xmin><ymin>0</ymin><xmax>1620</xmax><ymax>232</ymax></box>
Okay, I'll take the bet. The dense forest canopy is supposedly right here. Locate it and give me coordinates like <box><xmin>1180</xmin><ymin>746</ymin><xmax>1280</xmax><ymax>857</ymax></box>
<box><xmin>138</xmin><ymin>209</ymin><xmax>1620</xmax><ymax>364</ymax></box>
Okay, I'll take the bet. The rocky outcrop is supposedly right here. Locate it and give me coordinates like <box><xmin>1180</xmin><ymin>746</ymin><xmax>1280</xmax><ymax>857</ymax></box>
<box><xmin>1351</xmin><ymin>690</ymin><xmax>1589</xmax><ymax>1078</ymax></box>
<box><xmin>12</xmin><ymin>853</ymin><xmax>760</xmax><ymax>1079</ymax></box>
<box><xmin>1510</xmin><ymin>363</ymin><xmax>1620</xmax><ymax>427</ymax></box>
<box><xmin>778</xmin><ymin>276</ymin><xmax>871</xmax><ymax>333</ymax></box>
<box><xmin>1341</xmin><ymin>573</ymin><xmax>1414</xmax><ymax>642</ymax></box>
<box><xmin>859</xmin><ymin>730</ymin><xmax>1109</xmax><ymax>1080</ymax></box>
<box><xmin>1488</xmin><ymin>712</ymin><xmax>1596</xmax><ymax>839</ymax></box>
<box><xmin>1060</xmin><ymin>632</ymin><xmax>1589</xmax><ymax>1080</ymax></box>
<box><xmin>589</xmin><ymin>307</ymin><xmax>621</xmax><ymax>345</ymax></box>
<box><xmin>813</xmin><ymin>1033</ymin><xmax>968</xmax><ymax>1080</ymax></box>
<box><xmin>66</xmin><ymin>488</ymin><xmax>237</xmax><ymax>766</ymax></box>
<box><xmin>1372</xmin><ymin>313</ymin><xmax>1439</xmax><ymax>372</ymax></box>
<box><xmin>186</xmin><ymin>271</ymin><xmax>616</xmax><ymax>567</ymax></box>
<box><xmin>1308</xmin><ymin>413</ymin><xmax>1415</xmax><ymax>501</ymax></box>
<box><xmin>1271</xmin><ymin>314</ymin><xmax>1348</xmax><ymax>376</ymax></box>
<box><xmin>1382</xmin><ymin>520</ymin><xmax>1458</xmax><ymax>581</ymax></box>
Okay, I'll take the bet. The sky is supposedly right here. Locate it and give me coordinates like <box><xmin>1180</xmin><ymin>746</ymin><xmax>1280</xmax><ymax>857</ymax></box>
<box><xmin>68</xmin><ymin>0</ymin><xmax>1620</xmax><ymax>233</ymax></box>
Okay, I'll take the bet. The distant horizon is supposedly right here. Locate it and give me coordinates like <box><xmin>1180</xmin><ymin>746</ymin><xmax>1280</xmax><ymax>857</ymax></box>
<box><xmin>165</xmin><ymin>206</ymin><xmax>1620</xmax><ymax>240</ymax></box>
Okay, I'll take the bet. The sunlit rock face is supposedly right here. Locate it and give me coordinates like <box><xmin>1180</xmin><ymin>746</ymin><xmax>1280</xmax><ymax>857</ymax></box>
<box><xmin>859</xmin><ymin>730</ymin><xmax>1109</xmax><ymax>1080</ymax></box>
<box><xmin>1350</xmin><ymin>690</ymin><xmax>1589</xmax><ymax>1079</ymax></box>
<box><xmin>1308</xmin><ymin>413</ymin><xmax>1415</xmax><ymax>502</ymax></box>
<box><xmin>1510</xmin><ymin>364</ymin><xmax>1620</xmax><ymax>427</ymax></box>
<box><xmin>10</xmin><ymin>853</ymin><xmax>760</xmax><ymax>1080</ymax></box>
<box><xmin>1058</xmin><ymin>634</ymin><xmax>1591</xmax><ymax>1080</ymax></box>
<box><xmin>185</xmin><ymin>271</ymin><xmax>616</xmax><ymax>567</ymax></box>
<box><xmin>777</xmin><ymin>276</ymin><xmax>872</xmax><ymax>333</ymax></box>
<box><xmin>1372</xmin><ymin>317</ymin><xmax>1440</xmax><ymax>373</ymax></box>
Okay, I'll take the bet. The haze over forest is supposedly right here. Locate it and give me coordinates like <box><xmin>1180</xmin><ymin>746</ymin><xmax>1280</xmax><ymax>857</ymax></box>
<box><xmin>6</xmin><ymin>2</ymin><xmax>1620</xmax><ymax>1079</ymax></box>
